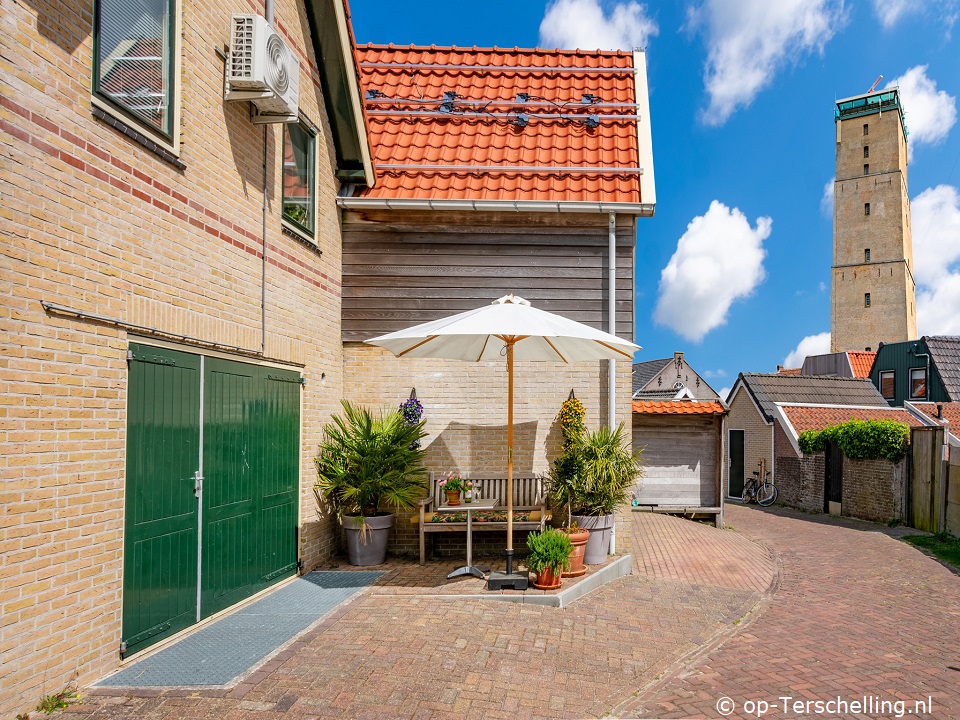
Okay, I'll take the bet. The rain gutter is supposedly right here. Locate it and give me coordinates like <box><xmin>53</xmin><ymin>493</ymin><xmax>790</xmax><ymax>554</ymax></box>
<box><xmin>336</xmin><ymin>197</ymin><xmax>655</xmax><ymax>216</ymax></box>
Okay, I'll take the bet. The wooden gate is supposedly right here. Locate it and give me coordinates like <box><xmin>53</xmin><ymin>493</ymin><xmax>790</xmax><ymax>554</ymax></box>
<box><xmin>909</xmin><ymin>427</ymin><xmax>944</xmax><ymax>533</ymax></box>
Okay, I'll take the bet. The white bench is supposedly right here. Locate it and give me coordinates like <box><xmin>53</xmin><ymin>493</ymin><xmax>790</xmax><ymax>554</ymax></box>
<box><xmin>415</xmin><ymin>473</ymin><xmax>550</xmax><ymax>565</ymax></box>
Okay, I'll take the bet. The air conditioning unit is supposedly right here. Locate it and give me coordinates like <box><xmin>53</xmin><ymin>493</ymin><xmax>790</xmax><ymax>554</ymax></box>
<box><xmin>225</xmin><ymin>14</ymin><xmax>299</xmax><ymax>122</ymax></box>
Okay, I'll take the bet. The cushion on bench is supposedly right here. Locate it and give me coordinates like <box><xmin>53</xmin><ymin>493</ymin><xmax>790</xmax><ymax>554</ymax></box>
<box><xmin>426</xmin><ymin>510</ymin><xmax>541</xmax><ymax>524</ymax></box>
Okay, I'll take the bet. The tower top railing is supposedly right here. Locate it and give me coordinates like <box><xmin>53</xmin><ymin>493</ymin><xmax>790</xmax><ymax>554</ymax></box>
<box><xmin>835</xmin><ymin>88</ymin><xmax>908</xmax><ymax>139</ymax></box>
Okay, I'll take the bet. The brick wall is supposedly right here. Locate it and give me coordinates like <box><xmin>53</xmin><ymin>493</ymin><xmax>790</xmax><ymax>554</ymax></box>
<box><xmin>775</xmin><ymin>454</ymin><xmax>825</xmax><ymax>513</ymax></box>
<box><xmin>842</xmin><ymin>456</ymin><xmax>906</xmax><ymax>524</ymax></box>
<box><xmin>0</xmin><ymin>1</ymin><xmax>346</xmax><ymax>714</ymax></box>
<box><xmin>341</xmin><ymin>344</ymin><xmax>635</xmax><ymax>558</ymax></box>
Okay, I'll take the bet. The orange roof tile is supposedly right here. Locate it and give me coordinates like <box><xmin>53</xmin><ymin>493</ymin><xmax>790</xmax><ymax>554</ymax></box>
<box><xmin>353</xmin><ymin>45</ymin><xmax>642</xmax><ymax>203</ymax></box>
<box><xmin>846</xmin><ymin>351</ymin><xmax>877</xmax><ymax>378</ymax></box>
<box><xmin>777</xmin><ymin>367</ymin><xmax>801</xmax><ymax>376</ymax></box>
<box><xmin>910</xmin><ymin>402</ymin><xmax>960</xmax><ymax>430</ymax></box>
<box><xmin>632</xmin><ymin>400</ymin><xmax>726</xmax><ymax>415</ymax></box>
<box><xmin>780</xmin><ymin>405</ymin><xmax>925</xmax><ymax>434</ymax></box>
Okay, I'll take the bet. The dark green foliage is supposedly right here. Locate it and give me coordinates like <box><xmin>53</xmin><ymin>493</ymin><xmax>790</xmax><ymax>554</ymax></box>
<box><xmin>903</xmin><ymin>532</ymin><xmax>960</xmax><ymax>571</ymax></box>
<box><xmin>315</xmin><ymin>401</ymin><xmax>428</xmax><ymax>520</ymax></box>
<box><xmin>525</xmin><ymin>528</ymin><xmax>573</xmax><ymax>574</ymax></box>
<box><xmin>797</xmin><ymin>419</ymin><xmax>909</xmax><ymax>462</ymax></box>
<box><xmin>548</xmin><ymin>423</ymin><xmax>642</xmax><ymax>518</ymax></box>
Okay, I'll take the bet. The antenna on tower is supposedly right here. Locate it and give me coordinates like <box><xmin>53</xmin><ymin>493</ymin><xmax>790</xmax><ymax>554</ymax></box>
<box><xmin>867</xmin><ymin>75</ymin><xmax>883</xmax><ymax>93</ymax></box>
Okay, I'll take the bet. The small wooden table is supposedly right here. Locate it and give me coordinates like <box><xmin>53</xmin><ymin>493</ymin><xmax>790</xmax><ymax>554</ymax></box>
<box><xmin>435</xmin><ymin>497</ymin><xmax>499</xmax><ymax>579</ymax></box>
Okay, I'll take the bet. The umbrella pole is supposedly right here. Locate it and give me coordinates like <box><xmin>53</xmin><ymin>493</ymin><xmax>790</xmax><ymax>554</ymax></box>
<box><xmin>506</xmin><ymin>339</ymin><xmax>514</xmax><ymax>574</ymax></box>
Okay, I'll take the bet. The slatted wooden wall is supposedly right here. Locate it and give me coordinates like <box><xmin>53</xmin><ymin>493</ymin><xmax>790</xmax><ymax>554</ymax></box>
<box><xmin>341</xmin><ymin>210</ymin><xmax>636</xmax><ymax>342</ymax></box>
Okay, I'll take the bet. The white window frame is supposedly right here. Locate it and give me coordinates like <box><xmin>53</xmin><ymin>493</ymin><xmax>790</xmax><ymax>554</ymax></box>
<box><xmin>908</xmin><ymin>368</ymin><xmax>927</xmax><ymax>400</ymax></box>
<box><xmin>92</xmin><ymin>0</ymin><xmax>182</xmax><ymax>156</ymax></box>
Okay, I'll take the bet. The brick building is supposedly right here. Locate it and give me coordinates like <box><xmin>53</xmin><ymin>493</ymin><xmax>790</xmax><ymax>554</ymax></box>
<box><xmin>831</xmin><ymin>87</ymin><xmax>917</xmax><ymax>353</ymax></box>
<box><xmin>1</xmin><ymin>0</ymin><xmax>372</xmax><ymax>713</ymax></box>
<box><xmin>2</xmin><ymin>6</ymin><xmax>656</xmax><ymax>716</ymax></box>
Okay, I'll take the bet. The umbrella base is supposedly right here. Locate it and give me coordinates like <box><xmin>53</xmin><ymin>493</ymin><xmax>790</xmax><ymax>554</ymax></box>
<box><xmin>487</xmin><ymin>571</ymin><xmax>529</xmax><ymax>591</ymax></box>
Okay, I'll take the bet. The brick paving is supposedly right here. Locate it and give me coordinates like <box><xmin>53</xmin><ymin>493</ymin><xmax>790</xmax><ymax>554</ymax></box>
<box><xmin>62</xmin><ymin>513</ymin><xmax>767</xmax><ymax>719</ymax></box>
<box><xmin>55</xmin><ymin>506</ymin><xmax>958</xmax><ymax>719</ymax></box>
<box><xmin>617</xmin><ymin>504</ymin><xmax>960</xmax><ymax>719</ymax></box>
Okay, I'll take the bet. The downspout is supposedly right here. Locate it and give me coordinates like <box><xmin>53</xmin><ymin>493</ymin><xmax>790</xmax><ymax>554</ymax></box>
<box><xmin>608</xmin><ymin>211</ymin><xmax>616</xmax><ymax>430</ymax></box>
<box><xmin>262</xmin><ymin>127</ymin><xmax>268</xmax><ymax>355</ymax></box>
<box><xmin>608</xmin><ymin>211</ymin><xmax>616</xmax><ymax>556</ymax></box>
<box><xmin>263</xmin><ymin>0</ymin><xmax>273</xmax><ymax>356</ymax></box>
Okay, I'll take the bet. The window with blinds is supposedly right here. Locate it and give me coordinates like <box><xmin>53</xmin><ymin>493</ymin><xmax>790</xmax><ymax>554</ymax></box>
<box><xmin>94</xmin><ymin>0</ymin><xmax>174</xmax><ymax>138</ymax></box>
<box><xmin>282</xmin><ymin>122</ymin><xmax>316</xmax><ymax>237</ymax></box>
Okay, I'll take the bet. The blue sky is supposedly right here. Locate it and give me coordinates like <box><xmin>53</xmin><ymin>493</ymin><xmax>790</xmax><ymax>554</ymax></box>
<box><xmin>349</xmin><ymin>0</ymin><xmax>960</xmax><ymax>395</ymax></box>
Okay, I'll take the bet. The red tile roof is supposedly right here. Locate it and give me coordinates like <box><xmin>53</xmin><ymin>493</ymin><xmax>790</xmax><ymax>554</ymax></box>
<box><xmin>777</xmin><ymin>367</ymin><xmax>801</xmax><ymax>376</ymax></box>
<box><xmin>910</xmin><ymin>402</ymin><xmax>960</xmax><ymax>431</ymax></box>
<box><xmin>846</xmin><ymin>351</ymin><xmax>877</xmax><ymax>379</ymax></box>
<box><xmin>353</xmin><ymin>45</ymin><xmax>643</xmax><ymax>203</ymax></box>
<box><xmin>780</xmin><ymin>405</ymin><xmax>925</xmax><ymax>434</ymax></box>
<box><xmin>632</xmin><ymin>400</ymin><xmax>726</xmax><ymax>415</ymax></box>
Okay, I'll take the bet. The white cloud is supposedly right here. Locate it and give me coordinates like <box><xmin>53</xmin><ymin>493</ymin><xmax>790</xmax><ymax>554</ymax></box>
<box><xmin>783</xmin><ymin>331</ymin><xmax>831</xmax><ymax>368</ymax></box>
<box><xmin>654</xmin><ymin>200</ymin><xmax>770</xmax><ymax>342</ymax></box>
<box><xmin>886</xmin><ymin>65</ymin><xmax>957</xmax><ymax>145</ymax></box>
<box><xmin>818</xmin><ymin>281</ymin><xmax>827</xmax><ymax>292</ymax></box>
<box><xmin>539</xmin><ymin>0</ymin><xmax>658</xmax><ymax>51</ymax></box>
<box><xmin>872</xmin><ymin>0</ymin><xmax>960</xmax><ymax>31</ymax></box>
<box><xmin>718</xmin><ymin>386</ymin><xmax>732</xmax><ymax>401</ymax></box>
<box><xmin>820</xmin><ymin>176</ymin><xmax>835</xmax><ymax>217</ymax></box>
<box><xmin>703</xmin><ymin>368</ymin><xmax>727</xmax><ymax>379</ymax></box>
<box><xmin>689</xmin><ymin>0</ymin><xmax>845</xmax><ymax>125</ymax></box>
<box><xmin>872</xmin><ymin>0</ymin><xmax>920</xmax><ymax>28</ymax></box>
<box><xmin>912</xmin><ymin>184</ymin><xmax>960</xmax><ymax>334</ymax></box>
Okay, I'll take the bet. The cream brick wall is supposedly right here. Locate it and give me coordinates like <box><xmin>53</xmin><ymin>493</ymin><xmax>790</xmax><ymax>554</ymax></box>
<box><xmin>341</xmin><ymin>344</ymin><xmax>635</xmax><ymax>556</ymax></box>
<box><xmin>722</xmin><ymin>385</ymin><xmax>773</xmax><ymax>498</ymax></box>
<box><xmin>0</xmin><ymin>1</ymin><xmax>345</xmax><ymax>714</ymax></box>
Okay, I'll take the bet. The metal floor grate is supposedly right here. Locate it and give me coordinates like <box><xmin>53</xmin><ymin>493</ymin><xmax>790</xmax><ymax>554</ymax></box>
<box><xmin>98</xmin><ymin>571</ymin><xmax>380</xmax><ymax>687</ymax></box>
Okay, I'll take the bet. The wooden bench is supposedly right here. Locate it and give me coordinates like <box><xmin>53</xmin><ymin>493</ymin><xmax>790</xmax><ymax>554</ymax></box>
<box><xmin>415</xmin><ymin>473</ymin><xmax>550</xmax><ymax>565</ymax></box>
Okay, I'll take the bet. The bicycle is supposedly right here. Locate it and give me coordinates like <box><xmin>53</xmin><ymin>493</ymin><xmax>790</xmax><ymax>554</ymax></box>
<box><xmin>742</xmin><ymin>469</ymin><xmax>778</xmax><ymax>506</ymax></box>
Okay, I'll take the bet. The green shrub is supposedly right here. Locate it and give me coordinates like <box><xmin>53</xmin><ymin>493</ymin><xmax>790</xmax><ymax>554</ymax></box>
<box><xmin>797</xmin><ymin>419</ymin><xmax>909</xmax><ymax>462</ymax></box>
<box><xmin>525</xmin><ymin>528</ymin><xmax>573</xmax><ymax>574</ymax></box>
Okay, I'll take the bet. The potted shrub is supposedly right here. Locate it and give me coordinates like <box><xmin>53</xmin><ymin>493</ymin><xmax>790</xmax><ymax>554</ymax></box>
<box><xmin>525</xmin><ymin>528</ymin><xmax>573</xmax><ymax>590</ymax></box>
<box><xmin>315</xmin><ymin>400</ymin><xmax>427</xmax><ymax>566</ymax></box>
<box><xmin>546</xmin><ymin>454</ymin><xmax>590</xmax><ymax>577</ymax></box>
<box><xmin>567</xmin><ymin>423</ymin><xmax>642</xmax><ymax>565</ymax></box>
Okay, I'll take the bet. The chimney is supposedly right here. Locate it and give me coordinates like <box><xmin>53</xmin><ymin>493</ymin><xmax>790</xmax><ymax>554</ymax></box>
<box><xmin>937</xmin><ymin>404</ymin><xmax>944</xmax><ymax>420</ymax></box>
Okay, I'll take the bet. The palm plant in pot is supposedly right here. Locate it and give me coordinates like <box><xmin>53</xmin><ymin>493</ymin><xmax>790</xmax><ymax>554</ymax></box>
<box><xmin>525</xmin><ymin>528</ymin><xmax>573</xmax><ymax>590</ymax></box>
<box><xmin>566</xmin><ymin>423</ymin><xmax>641</xmax><ymax>565</ymax></box>
<box><xmin>315</xmin><ymin>400</ymin><xmax>427</xmax><ymax>566</ymax></box>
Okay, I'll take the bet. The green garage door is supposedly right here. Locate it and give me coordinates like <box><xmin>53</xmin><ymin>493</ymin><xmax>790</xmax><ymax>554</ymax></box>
<box><xmin>123</xmin><ymin>345</ymin><xmax>301</xmax><ymax>656</ymax></box>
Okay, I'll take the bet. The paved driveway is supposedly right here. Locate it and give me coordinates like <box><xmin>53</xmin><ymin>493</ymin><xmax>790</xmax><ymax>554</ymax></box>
<box><xmin>619</xmin><ymin>505</ymin><xmax>960</xmax><ymax>719</ymax></box>
<box><xmin>61</xmin><ymin>506</ymin><xmax>958</xmax><ymax>719</ymax></box>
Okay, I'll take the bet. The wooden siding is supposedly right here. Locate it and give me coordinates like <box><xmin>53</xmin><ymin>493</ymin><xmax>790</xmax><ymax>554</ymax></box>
<box><xmin>870</xmin><ymin>339</ymin><xmax>949</xmax><ymax>406</ymax></box>
<box><xmin>341</xmin><ymin>210</ymin><xmax>636</xmax><ymax>342</ymax></box>
<box><xmin>632</xmin><ymin>415</ymin><xmax>720</xmax><ymax>506</ymax></box>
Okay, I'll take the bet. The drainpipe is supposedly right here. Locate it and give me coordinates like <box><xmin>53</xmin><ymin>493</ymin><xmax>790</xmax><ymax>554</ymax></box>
<box><xmin>608</xmin><ymin>212</ymin><xmax>616</xmax><ymax>430</ymax></box>
<box><xmin>608</xmin><ymin>212</ymin><xmax>616</xmax><ymax>555</ymax></box>
<box><xmin>265</xmin><ymin>0</ymin><xmax>274</xmax><ymax>22</ymax></box>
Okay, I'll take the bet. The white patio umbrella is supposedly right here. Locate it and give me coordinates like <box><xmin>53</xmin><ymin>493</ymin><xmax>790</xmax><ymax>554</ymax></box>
<box><xmin>366</xmin><ymin>294</ymin><xmax>640</xmax><ymax>585</ymax></box>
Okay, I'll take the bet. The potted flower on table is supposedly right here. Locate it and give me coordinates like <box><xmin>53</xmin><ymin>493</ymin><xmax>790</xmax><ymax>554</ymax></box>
<box><xmin>439</xmin><ymin>471</ymin><xmax>467</xmax><ymax>505</ymax></box>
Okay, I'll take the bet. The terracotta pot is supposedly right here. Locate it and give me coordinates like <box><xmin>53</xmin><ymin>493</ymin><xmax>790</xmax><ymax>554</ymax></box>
<box><xmin>561</xmin><ymin>528</ymin><xmax>590</xmax><ymax>577</ymax></box>
<box><xmin>532</xmin><ymin>565</ymin><xmax>563</xmax><ymax>590</ymax></box>
<box><xmin>445</xmin><ymin>490</ymin><xmax>461</xmax><ymax>506</ymax></box>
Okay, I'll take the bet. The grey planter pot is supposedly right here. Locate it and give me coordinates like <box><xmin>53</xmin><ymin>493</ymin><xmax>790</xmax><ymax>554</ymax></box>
<box><xmin>572</xmin><ymin>513</ymin><xmax>615</xmax><ymax>565</ymax></box>
<box><xmin>343</xmin><ymin>513</ymin><xmax>394</xmax><ymax>566</ymax></box>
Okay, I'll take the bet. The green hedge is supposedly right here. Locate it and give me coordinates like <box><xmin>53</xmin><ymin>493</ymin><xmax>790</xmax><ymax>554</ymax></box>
<box><xmin>797</xmin><ymin>419</ymin><xmax>909</xmax><ymax>462</ymax></box>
